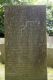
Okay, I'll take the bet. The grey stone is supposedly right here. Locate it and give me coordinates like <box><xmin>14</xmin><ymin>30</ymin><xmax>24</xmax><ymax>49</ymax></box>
<box><xmin>5</xmin><ymin>6</ymin><xmax>47</xmax><ymax>80</ymax></box>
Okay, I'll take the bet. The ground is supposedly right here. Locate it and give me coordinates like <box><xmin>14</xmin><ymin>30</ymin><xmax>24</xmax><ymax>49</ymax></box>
<box><xmin>0</xmin><ymin>63</ymin><xmax>5</xmax><ymax>80</ymax></box>
<box><xmin>47</xmin><ymin>67</ymin><xmax>53</xmax><ymax>80</ymax></box>
<box><xmin>0</xmin><ymin>63</ymin><xmax>53</xmax><ymax>80</ymax></box>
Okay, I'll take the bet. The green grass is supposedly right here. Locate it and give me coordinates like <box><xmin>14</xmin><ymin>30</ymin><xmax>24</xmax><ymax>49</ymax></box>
<box><xmin>0</xmin><ymin>63</ymin><xmax>53</xmax><ymax>80</ymax></box>
<box><xmin>47</xmin><ymin>67</ymin><xmax>53</xmax><ymax>80</ymax></box>
<box><xmin>0</xmin><ymin>63</ymin><xmax>5</xmax><ymax>80</ymax></box>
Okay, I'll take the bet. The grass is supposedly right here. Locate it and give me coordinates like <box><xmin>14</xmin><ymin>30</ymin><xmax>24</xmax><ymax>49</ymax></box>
<box><xmin>47</xmin><ymin>67</ymin><xmax>53</xmax><ymax>80</ymax></box>
<box><xmin>0</xmin><ymin>63</ymin><xmax>5</xmax><ymax>80</ymax></box>
<box><xmin>0</xmin><ymin>63</ymin><xmax>53</xmax><ymax>80</ymax></box>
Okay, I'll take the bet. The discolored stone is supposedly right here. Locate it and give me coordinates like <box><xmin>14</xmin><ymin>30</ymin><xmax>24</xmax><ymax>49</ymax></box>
<box><xmin>5</xmin><ymin>6</ymin><xmax>47</xmax><ymax>80</ymax></box>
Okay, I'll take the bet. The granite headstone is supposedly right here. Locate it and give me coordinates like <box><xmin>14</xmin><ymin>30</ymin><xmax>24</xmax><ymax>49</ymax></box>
<box><xmin>5</xmin><ymin>6</ymin><xmax>47</xmax><ymax>80</ymax></box>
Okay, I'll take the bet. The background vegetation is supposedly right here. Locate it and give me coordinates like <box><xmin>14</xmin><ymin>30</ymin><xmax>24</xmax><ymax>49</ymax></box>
<box><xmin>46</xmin><ymin>4</ymin><xmax>53</xmax><ymax>36</ymax></box>
<box><xmin>0</xmin><ymin>0</ymin><xmax>53</xmax><ymax>37</ymax></box>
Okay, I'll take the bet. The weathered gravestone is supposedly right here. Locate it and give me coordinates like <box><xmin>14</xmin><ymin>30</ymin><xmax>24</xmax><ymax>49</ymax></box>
<box><xmin>5</xmin><ymin>6</ymin><xmax>47</xmax><ymax>80</ymax></box>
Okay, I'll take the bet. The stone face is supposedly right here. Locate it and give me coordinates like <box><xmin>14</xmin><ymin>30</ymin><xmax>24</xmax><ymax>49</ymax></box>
<box><xmin>5</xmin><ymin>6</ymin><xmax>47</xmax><ymax>80</ymax></box>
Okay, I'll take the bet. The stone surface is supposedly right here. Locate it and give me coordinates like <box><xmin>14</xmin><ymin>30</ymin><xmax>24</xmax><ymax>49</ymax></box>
<box><xmin>0</xmin><ymin>38</ymin><xmax>5</xmax><ymax>63</ymax></box>
<box><xmin>5</xmin><ymin>6</ymin><xmax>47</xmax><ymax>80</ymax></box>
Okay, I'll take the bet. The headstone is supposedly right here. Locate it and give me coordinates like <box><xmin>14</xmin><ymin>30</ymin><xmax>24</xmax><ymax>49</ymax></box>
<box><xmin>5</xmin><ymin>6</ymin><xmax>47</xmax><ymax>80</ymax></box>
